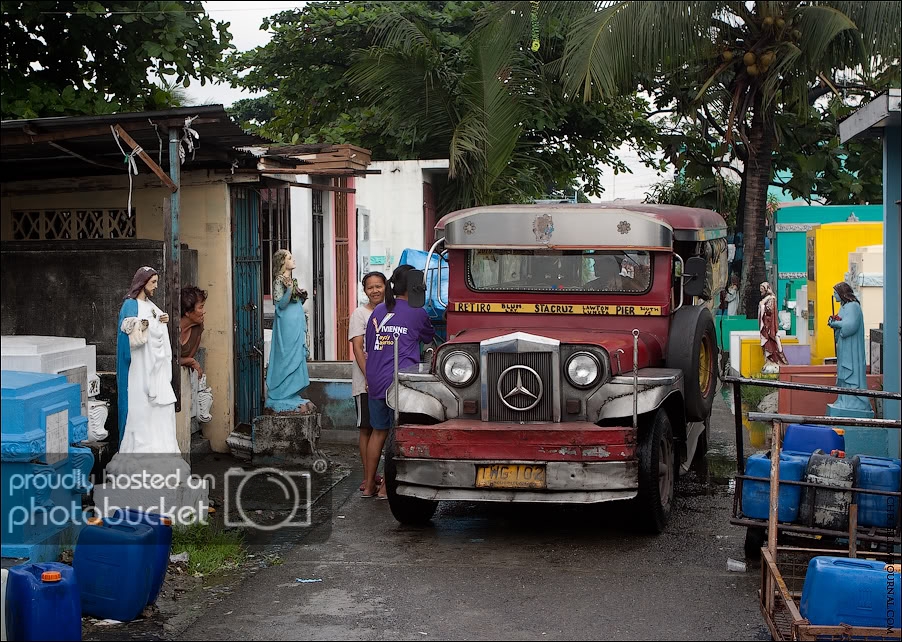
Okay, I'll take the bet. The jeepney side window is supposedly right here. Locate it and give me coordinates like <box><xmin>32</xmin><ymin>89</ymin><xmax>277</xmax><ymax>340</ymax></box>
<box><xmin>467</xmin><ymin>249</ymin><xmax>652</xmax><ymax>294</ymax></box>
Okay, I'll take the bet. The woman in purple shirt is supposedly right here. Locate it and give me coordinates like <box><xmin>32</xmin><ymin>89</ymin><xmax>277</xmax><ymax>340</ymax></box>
<box><xmin>362</xmin><ymin>265</ymin><xmax>435</xmax><ymax>497</ymax></box>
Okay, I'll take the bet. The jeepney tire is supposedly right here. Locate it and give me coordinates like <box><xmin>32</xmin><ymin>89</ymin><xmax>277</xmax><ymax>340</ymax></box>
<box><xmin>667</xmin><ymin>305</ymin><xmax>717</xmax><ymax>422</ymax></box>
<box><xmin>384</xmin><ymin>429</ymin><xmax>438</xmax><ymax>526</ymax></box>
<box><xmin>634</xmin><ymin>409</ymin><xmax>675</xmax><ymax>534</ymax></box>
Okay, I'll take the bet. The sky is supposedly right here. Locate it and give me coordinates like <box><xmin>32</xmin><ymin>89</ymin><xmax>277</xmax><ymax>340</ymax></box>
<box><xmin>190</xmin><ymin>0</ymin><xmax>665</xmax><ymax>201</ymax></box>
<box><xmin>185</xmin><ymin>1</ymin><xmax>308</xmax><ymax>107</ymax></box>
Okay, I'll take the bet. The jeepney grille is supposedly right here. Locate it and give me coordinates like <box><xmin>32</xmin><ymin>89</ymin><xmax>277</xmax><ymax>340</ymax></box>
<box><xmin>487</xmin><ymin>352</ymin><xmax>554</xmax><ymax>422</ymax></box>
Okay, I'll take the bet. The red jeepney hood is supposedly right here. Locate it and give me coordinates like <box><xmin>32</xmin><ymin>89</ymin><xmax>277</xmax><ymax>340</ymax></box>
<box><xmin>441</xmin><ymin>327</ymin><xmax>663</xmax><ymax>375</ymax></box>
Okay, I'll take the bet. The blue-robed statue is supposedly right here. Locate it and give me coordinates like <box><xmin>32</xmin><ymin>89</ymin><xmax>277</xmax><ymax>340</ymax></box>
<box><xmin>265</xmin><ymin>250</ymin><xmax>315</xmax><ymax>414</ymax></box>
<box><xmin>827</xmin><ymin>281</ymin><xmax>873</xmax><ymax>417</ymax></box>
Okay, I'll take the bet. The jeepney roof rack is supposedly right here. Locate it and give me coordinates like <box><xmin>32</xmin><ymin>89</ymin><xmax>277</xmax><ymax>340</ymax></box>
<box><xmin>435</xmin><ymin>203</ymin><xmax>727</xmax><ymax>250</ymax></box>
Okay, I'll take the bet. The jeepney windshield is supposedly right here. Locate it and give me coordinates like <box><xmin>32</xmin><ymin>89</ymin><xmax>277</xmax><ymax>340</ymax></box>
<box><xmin>468</xmin><ymin>249</ymin><xmax>652</xmax><ymax>294</ymax></box>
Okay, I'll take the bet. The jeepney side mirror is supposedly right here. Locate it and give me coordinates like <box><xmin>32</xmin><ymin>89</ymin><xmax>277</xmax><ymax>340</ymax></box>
<box><xmin>683</xmin><ymin>257</ymin><xmax>707</xmax><ymax>298</ymax></box>
<box><xmin>408</xmin><ymin>269</ymin><xmax>426</xmax><ymax>308</ymax></box>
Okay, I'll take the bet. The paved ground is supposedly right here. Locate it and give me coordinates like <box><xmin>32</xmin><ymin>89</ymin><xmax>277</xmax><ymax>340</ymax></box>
<box><xmin>177</xmin><ymin>394</ymin><xmax>769</xmax><ymax>641</ymax></box>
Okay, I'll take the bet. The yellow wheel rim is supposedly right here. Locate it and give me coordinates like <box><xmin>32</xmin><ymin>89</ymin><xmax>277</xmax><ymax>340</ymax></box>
<box><xmin>699</xmin><ymin>337</ymin><xmax>712</xmax><ymax>397</ymax></box>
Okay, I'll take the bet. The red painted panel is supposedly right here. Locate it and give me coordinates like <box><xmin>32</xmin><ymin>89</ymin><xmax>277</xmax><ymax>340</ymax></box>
<box><xmin>395</xmin><ymin>420</ymin><xmax>636</xmax><ymax>461</ymax></box>
<box><xmin>776</xmin><ymin>367</ymin><xmax>882</xmax><ymax>416</ymax></box>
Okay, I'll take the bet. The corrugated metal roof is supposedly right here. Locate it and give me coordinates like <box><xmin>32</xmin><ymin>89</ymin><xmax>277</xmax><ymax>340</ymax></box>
<box><xmin>1</xmin><ymin>105</ymin><xmax>271</xmax><ymax>182</ymax></box>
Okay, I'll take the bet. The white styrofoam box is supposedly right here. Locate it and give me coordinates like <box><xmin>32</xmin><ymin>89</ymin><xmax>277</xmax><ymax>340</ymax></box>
<box><xmin>1</xmin><ymin>335</ymin><xmax>98</xmax><ymax>416</ymax></box>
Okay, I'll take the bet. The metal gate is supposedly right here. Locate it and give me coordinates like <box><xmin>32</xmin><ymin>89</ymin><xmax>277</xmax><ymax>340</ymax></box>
<box><xmin>311</xmin><ymin>189</ymin><xmax>326</xmax><ymax>360</ymax></box>
<box><xmin>232</xmin><ymin>186</ymin><xmax>263</xmax><ymax>427</ymax></box>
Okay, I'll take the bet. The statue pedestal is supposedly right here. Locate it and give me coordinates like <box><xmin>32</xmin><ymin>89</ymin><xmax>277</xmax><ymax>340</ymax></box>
<box><xmin>826</xmin><ymin>402</ymin><xmax>893</xmax><ymax>458</ymax></box>
<box><xmin>227</xmin><ymin>412</ymin><xmax>326</xmax><ymax>467</ymax></box>
<box><xmin>92</xmin><ymin>453</ymin><xmax>210</xmax><ymax>525</ymax></box>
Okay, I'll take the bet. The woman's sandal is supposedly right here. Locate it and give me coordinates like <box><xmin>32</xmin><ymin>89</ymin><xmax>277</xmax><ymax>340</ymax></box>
<box><xmin>359</xmin><ymin>475</ymin><xmax>383</xmax><ymax>492</ymax></box>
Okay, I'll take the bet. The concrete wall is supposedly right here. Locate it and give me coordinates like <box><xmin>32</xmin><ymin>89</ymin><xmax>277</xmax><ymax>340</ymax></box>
<box><xmin>0</xmin><ymin>174</ymin><xmax>237</xmax><ymax>452</ymax></box>
<box><xmin>848</xmin><ymin>245</ymin><xmax>884</xmax><ymax>365</ymax></box>
<box><xmin>354</xmin><ymin>159</ymin><xmax>450</xmax><ymax>288</ymax></box>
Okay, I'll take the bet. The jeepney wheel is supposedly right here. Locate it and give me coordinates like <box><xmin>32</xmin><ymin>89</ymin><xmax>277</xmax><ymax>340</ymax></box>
<box><xmin>666</xmin><ymin>305</ymin><xmax>717</xmax><ymax>422</ymax></box>
<box><xmin>634</xmin><ymin>408</ymin><xmax>675</xmax><ymax>534</ymax></box>
<box><xmin>384</xmin><ymin>429</ymin><xmax>438</xmax><ymax>525</ymax></box>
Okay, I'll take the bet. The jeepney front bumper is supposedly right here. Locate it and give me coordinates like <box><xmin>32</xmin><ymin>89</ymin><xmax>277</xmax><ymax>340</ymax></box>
<box><xmin>392</xmin><ymin>420</ymin><xmax>639</xmax><ymax>504</ymax></box>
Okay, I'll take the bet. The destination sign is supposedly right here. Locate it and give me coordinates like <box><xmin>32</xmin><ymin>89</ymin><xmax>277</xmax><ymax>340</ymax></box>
<box><xmin>452</xmin><ymin>302</ymin><xmax>664</xmax><ymax>316</ymax></box>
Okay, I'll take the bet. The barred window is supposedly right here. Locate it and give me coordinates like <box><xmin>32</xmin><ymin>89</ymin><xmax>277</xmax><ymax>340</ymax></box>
<box><xmin>12</xmin><ymin>209</ymin><xmax>136</xmax><ymax>240</ymax></box>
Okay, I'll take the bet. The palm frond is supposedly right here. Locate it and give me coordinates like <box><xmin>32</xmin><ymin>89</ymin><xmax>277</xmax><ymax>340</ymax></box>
<box><xmin>822</xmin><ymin>1</ymin><xmax>901</xmax><ymax>61</ymax></box>
<box><xmin>794</xmin><ymin>5</ymin><xmax>858</xmax><ymax>67</ymax></box>
<box><xmin>560</xmin><ymin>1</ymin><xmax>722</xmax><ymax>101</ymax></box>
<box><xmin>368</xmin><ymin>11</ymin><xmax>444</xmax><ymax>58</ymax></box>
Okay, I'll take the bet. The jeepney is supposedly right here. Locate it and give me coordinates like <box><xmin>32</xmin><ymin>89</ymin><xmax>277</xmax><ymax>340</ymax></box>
<box><xmin>386</xmin><ymin>203</ymin><xmax>728</xmax><ymax>532</ymax></box>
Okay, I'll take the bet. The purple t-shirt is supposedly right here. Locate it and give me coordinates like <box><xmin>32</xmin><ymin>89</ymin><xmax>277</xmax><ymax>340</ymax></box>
<box><xmin>365</xmin><ymin>299</ymin><xmax>435</xmax><ymax>399</ymax></box>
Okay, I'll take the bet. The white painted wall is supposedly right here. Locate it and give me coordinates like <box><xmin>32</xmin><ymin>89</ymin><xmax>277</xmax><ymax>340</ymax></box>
<box><xmin>286</xmin><ymin>161</ymin><xmax>448</xmax><ymax>358</ymax></box>
<box><xmin>354</xmin><ymin>159</ymin><xmax>450</xmax><ymax>294</ymax></box>
<box><xmin>288</xmin><ymin>176</ymin><xmax>316</xmax><ymax>358</ymax></box>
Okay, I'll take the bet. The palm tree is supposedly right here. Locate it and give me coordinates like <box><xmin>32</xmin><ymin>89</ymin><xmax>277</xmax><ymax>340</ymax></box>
<box><xmin>556</xmin><ymin>1</ymin><xmax>900</xmax><ymax>314</ymax></box>
<box><xmin>347</xmin><ymin>13</ymin><xmax>546</xmax><ymax>212</ymax></box>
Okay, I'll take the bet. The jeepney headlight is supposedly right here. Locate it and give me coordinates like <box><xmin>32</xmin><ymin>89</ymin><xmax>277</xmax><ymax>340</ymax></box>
<box><xmin>566</xmin><ymin>352</ymin><xmax>600</xmax><ymax>388</ymax></box>
<box><xmin>442</xmin><ymin>351</ymin><xmax>477</xmax><ymax>387</ymax></box>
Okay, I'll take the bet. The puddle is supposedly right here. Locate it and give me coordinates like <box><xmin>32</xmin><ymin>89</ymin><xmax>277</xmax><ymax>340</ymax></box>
<box><xmin>705</xmin><ymin>450</ymin><xmax>738</xmax><ymax>486</ymax></box>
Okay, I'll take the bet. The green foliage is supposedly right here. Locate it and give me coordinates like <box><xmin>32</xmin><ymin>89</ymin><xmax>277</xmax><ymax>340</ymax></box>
<box><xmin>558</xmin><ymin>0</ymin><xmax>900</xmax><ymax>314</ymax></box>
<box><xmin>229</xmin><ymin>1</ymin><xmax>661</xmax><ymax>212</ymax></box>
<box><xmin>171</xmin><ymin>522</ymin><xmax>246</xmax><ymax>575</ymax></box>
<box><xmin>772</xmin><ymin>94</ymin><xmax>888</xmax><ymax>205</ymax></box>
<box><xmin>1</xmin><ymin>1</ymin><xmax>233</xmax><ymax>119</ymax></box>
<box><xmin>645</xmin><ymin>174</ymin><xmax>740</xmax><ymax>229</ymax></box>
<box><xmin>229</xmin><ymin>1</ymin><xmax>483</xmax><ymax>157</ymax></box>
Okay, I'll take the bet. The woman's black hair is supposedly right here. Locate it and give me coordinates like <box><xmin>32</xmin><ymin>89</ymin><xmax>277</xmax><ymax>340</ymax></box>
<box><xmin>384</xmin><ymin>264</ymin><xmax>414</xmax><ymax>312</ymax></box>
<box><xmin>361</xmin><ymin>271</ymin><xmax>387</xmax><ymax>288</ymax></box>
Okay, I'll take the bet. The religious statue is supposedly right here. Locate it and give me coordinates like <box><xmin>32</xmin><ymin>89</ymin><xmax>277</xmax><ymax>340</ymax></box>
<box><xmin>265</xmin><ymin>250</ymin><xmax>316</xmax><ymax>414</ymax></box>
<box><xmin>828</xmin><ymin>282</ymin><xmax>873</xmax><ymax>416</ymax></box>
<box><xmin>758</xmin><ymin>281</ymin><xmax>788</xmax><ymax>373</ymax></box>
<box><xmin>98</xmin><ymin>266</ymin><xmax>208</xmax><ymax>521</ymax></box>
<box><xmin>108</xmin><ymin>267</ymin><xmax>189</xmax><ymax>478</ymax></box>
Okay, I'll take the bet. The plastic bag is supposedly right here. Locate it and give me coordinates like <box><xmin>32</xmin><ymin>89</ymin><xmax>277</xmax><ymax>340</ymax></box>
<box><xmin>197</xmin><ymin>374</ymin><xmax>213</xmax><ymax>423</ymax></box>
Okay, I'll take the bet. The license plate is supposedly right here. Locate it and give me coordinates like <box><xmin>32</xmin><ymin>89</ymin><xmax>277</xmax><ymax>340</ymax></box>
<box><xmin>475</xmin><ymin>464</ymin><xmax>546</xmax><ymax>489</ymax></box>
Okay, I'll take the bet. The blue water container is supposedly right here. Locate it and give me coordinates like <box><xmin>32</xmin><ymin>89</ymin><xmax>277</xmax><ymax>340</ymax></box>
<box><xmin>801</xmin><ymin>556</ymin><xmax>902</xmax><ymax>627</ymax></box>
<box><xmin>109</xmin><ymin>508</ymin><xmax>173</xmax><ymax>605</ymax></box>
<box><xmin>783</xmin><ymin>423</ymin><xmax>844</xmax><ymax>455</ymax></box>
<box><xmin>6</xmin><ymin>562</ymin><xmax>81</xmax><ymax>641</ymax></box>
<box><xmin>853</xmin><ymin>455</ymin><xmax>902</xmax><ymax>529</ymax></box>
<box><xmin>72</xmin><ymin>518</ymin><xmax>155</xmax><ymax>621</ymax></box>
<box><xmin>741</xmin><ymin>452</ymin><xmax>806</xmax><ymax>522</ymax></box>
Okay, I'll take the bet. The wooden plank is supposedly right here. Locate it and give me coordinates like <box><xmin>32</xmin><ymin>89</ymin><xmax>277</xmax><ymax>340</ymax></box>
<box><xmin>282</xmin><ymin>180</ymin><xmax>356</xmax><ymax>194</ymax></box>
<box><xmin>768</xmin><ymin>421</ymin><xmax>782</xmax><ymax>560</ymax></box>
<box><xmin>113</xmin><ymin>124</ymin><xmax>179</xmax><ymax>192</ymax></box>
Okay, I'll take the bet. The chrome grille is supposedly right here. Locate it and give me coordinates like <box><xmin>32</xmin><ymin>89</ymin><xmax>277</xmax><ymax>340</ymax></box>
<box><xmin>487</xmin><ymin>352</ymin><xmax>554</xmax><ymax>422</ymax></box>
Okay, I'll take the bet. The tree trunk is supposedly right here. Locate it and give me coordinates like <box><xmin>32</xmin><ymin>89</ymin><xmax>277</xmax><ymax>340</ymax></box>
<box><xmin>740</xmin><ymin>95</ymin><xmax>775</xmax><ymax>318</ymax></box>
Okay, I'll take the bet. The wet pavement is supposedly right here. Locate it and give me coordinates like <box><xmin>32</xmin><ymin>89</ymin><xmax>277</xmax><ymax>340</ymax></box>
<box><xmin>80</xmin><ymin>388</ymin><xmax>773</xmax><ymax>641</ymax></box>
<box><xmin>158</xmin><ymin>393</ymin><xmax>770</xmax><ymax>641</ymax></box>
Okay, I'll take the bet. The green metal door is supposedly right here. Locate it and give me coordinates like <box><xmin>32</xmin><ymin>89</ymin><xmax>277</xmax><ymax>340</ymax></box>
<box><xmin>232</xmin><ymin>186</ymin><xmax>263</xmax><ymax>427</ymax></box>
